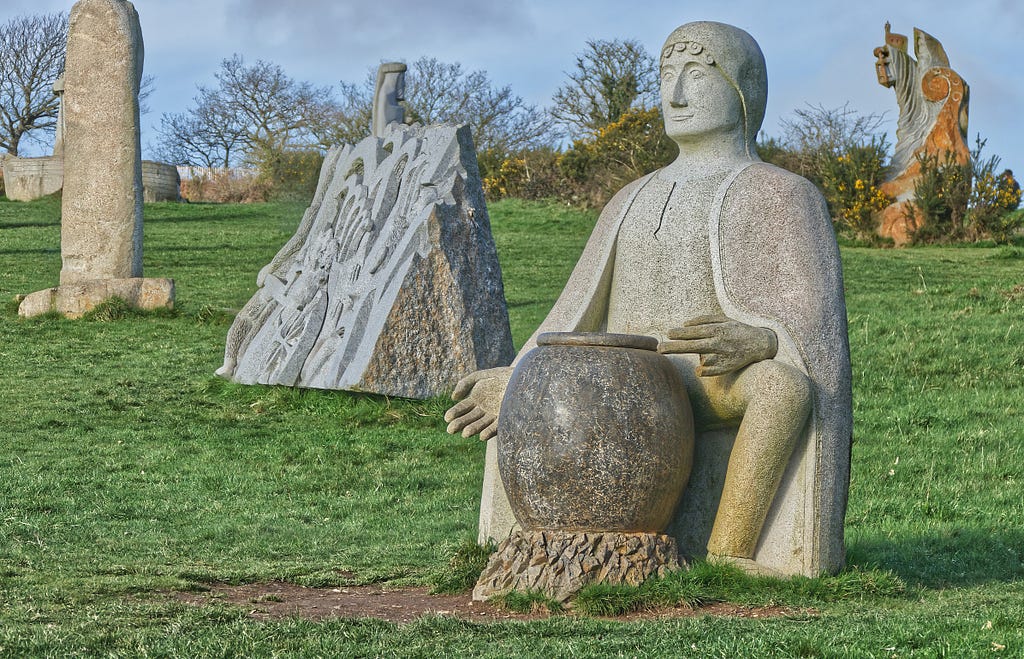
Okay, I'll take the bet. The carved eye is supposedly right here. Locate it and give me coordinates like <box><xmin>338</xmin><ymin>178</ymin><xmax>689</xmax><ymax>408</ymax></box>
<box><xmin>688</xmin><ymin>68</ymin><xmax>705</xmax><ymax>80</ymax></box>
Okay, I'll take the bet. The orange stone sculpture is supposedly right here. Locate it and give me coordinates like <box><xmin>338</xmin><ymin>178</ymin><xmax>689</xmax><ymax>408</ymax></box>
<box><xmin>873</xmin><ymin>23</ymin><xmax>970</xmax><ymax>244</ymax></box>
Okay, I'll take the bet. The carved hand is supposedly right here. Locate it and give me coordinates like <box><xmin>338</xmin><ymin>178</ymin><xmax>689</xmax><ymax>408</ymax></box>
<box><xmin>444</xmin><ymin>366</ymin><xmax>514</xmax><ymax>440</ymax></box>
<box><xmin>658</xmin><ymin>314</ymin><xmax>777</xmax><ymax>377</ymax></box>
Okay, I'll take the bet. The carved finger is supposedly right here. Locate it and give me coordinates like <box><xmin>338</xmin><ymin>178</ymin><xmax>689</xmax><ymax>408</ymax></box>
<box><xmin>444</xmin><ymin>398</ymin><xmax>477</xmax><ymax>423</ymax></box>
<box><xmin>659</xmin><ymin>337</ymin><xmax>719</xmax><ymax>354</ymax></box>
<box><xmin>452</xmin><ymin>366</ymin><xmax>512</xmax><ymax>400</ymax></box>
<box><xmin>683</xmin><ymin>313</ymin><xmax>729</xmax><ymax>327</ymax></box>
<box><xmin>462</xmin><ymin>413</ymin><xmax>496</xmax><ymax>438</ymax></box>
<box><xmin>666</xmin><ymin>323</ymin><xmax>722</xmax><ymax>340</ymax></box>
<box><xmin>479</xmin><ymin>421</ymin><xmax>499</xmax><ymax>441</ymax></box>
<box><xmin>698</xmin><ymin>354</ymin><xmax>747</xmax><ymax>377</ymax></box>
<box><xmin>697</xmin><ymin>363</ymin><xmax>731</xmax><ymax>377</ymax></box>
<box><xmin>445</xmin><ymin>406</ymin><xmax>484</xmax><ymax>434</ymax></box>
<box><xmin>452</xmin><ymin>372</ymin><xmax>486</xmax><ymax>401</ymax></box>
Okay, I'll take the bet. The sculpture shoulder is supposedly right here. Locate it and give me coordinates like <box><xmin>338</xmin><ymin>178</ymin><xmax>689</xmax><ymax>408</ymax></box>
<box><xmin>597</xmin><ymin>175</ymin><xmax>654</xmax><ymax>222</ymax></box>
<box><xmin>738</xmin><ymin>162</ymin><xmax>827</xmax><ymax>207</ymax></box>
<box><xmin>730</xmin><ymin>162</ymin><xmax>831</xmax><ymax>229</ymax></box>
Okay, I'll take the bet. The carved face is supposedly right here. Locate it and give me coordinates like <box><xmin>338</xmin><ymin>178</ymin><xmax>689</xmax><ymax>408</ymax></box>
<box><xmin>659</xmin><ymin>22</ymin><xmax>768</xmax><ymax>157</ymax></box>
<box><xmin>660</xmin><ymin>51</ymin><xmax>743</xmax><ymax>144</ymax></box>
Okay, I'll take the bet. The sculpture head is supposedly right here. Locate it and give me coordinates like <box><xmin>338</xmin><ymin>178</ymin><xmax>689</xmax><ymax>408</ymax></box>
<box><xmin>659</xmin><ymin>22</ymin><xmax>767</xmax><ymax>158</ymax></box>
<box><xmin>372</xmin><ymin>62</ymin><xmax>408</xmax><ymax>137</ymax></box>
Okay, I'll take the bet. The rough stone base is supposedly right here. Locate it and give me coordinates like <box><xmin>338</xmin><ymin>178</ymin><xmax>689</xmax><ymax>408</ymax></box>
<box><xmin>473</xmin><ymin>531</ymin><xmax>682</xmax><ymax>603</ymax></box>
<box><xmin>18</xmin><ymin>277</ymin><xmax>175</xmax><ymax>318</ymax></box>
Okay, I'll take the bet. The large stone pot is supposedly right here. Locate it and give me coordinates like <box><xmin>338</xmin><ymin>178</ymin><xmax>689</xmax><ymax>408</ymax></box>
<box><xmin>497</xmin><ymin>332</ymin><xmax>695</xmax><ymax>532</ymax></box>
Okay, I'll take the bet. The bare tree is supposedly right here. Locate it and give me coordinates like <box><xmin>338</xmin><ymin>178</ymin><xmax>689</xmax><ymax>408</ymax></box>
<box><xmin>305</xmin><ymin>79</ymin><xmax>372</xmax><ymax>150</ymax></box>
<box><xmin>154</xmin><ymin>55</ymin><xmax>336</xmax><ymax>167</ymax></box>
<box><xmin>331</xmin><ymin>57</ymin><xmax>554</xmax><ymax>157</ymax></box>
<box><xmin>777</xmin><ymin>103</ymin><xmax>889</xmax><ymax>181</ymax></box>
<box><xmin>405</xmin><ymin>57</ymin><xmax>552</xmax><ymax>155</ymax></box>
<box><xmin>153</xmin><ymin>87</ymin><xmax>247</xmax><ymax>167</ymax></box>
<box><xmin>0</xmin><ymin>12</ymin><xmax>68</xmax><ymax>155</ymax></box>
<box><xmin>550</xmin><ymin>38</ymin><xmax>659</xmax><ymax>139</ymax></box>
<box><xmin>213</xmin><ymin>55</ymin><xmax>333</xmax><ymax>158</ymax></box>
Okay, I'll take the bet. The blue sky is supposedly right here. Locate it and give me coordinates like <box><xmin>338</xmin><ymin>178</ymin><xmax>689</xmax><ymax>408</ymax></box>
<box><xmin>4</xmin><ymin>0</ymin><xmax>1022</xmax><ymax>171</ymax></box>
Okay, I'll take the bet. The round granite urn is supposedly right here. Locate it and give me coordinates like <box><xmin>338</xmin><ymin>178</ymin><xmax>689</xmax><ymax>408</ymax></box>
<box><xmin>497</xmin><ymin>332</ymin><xmax>695</xmax><ymax>532</ymax></box>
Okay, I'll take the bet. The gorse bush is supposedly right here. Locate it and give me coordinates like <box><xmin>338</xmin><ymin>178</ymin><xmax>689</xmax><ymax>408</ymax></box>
<box><xmin>559</xmin><ymin>106</ymin><xmax>676</xmax><ymax>208</ymax></box>
<box><xmin>482</xmin><ymin>147</ymin><xmax>564</xmax><ymax>202</ymax></box>
<box><xmin>910</xmin><ymin>136</ymin><xmax>1022</xmax><ymax>244</ymax></box>
<box><xmin>757</xmin><ymin>104</ymin><xmax>892</xmax><ymax>242</ymax></box>
<box><xmin>817</xmin><ymin>139</ymin><xmax>892</xmax><ymax>242</ymax></box>
<box><xmin>485</xmin><ymin>107</ymin><xmax>675</xmax><ymax>208</ymax></box>
<box><xmin>908</xmin><ymin>150</ymin><xmax>971</xmax><ymax>244</ymax></box>
<box><xmin>965</xmin><ymin>141</ymin><xmax>1022</xmax><ymax>243</ymax></box>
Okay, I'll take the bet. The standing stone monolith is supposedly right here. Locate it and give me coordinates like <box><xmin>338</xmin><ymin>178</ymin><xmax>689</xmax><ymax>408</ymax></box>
<box><xmin>216</xmin><ymin>118</ymin><xmax>515</xmax><ymax>399</ymax></box>
<box><xmin>52</xmin><ymin>75</ymin><xmax>66</xmax><ymax>158</ymax></box>
<box><xmin>872</xmin><ymin>23</ymin><xmax>970</xmax><ymax>244</ymax></box>
<box><xmin>18</xmin><ymin>0</ymin><xmax>174</xmax><ymax>318</ymax></box>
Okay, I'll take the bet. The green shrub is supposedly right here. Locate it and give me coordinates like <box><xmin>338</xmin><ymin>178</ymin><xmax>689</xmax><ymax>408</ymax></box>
<box><xmin>482</xmin><ymin>147</ymin><xmax>564</xmax><ymax>202</ymax></box>
<box><xmin>816</xmin><ymin>138</ymin><xmax>892</xmax><ymax>242</ymax></box>
<box><xmin>559</xmin><ymin>107</ymin><xmax>676</xmax><ymax>208</ymax></box>
<box><xmin>256</xmin><ymin>148</ymin><xmax>324</xmax><ymax>203</ymax></box>
<box><xmin>910</xmin><ymin>136</ymin><xmax>1022</xmax><ymax>244</ymax></box>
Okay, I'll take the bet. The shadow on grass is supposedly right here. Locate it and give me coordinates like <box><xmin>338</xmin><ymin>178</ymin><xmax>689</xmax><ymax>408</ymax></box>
<box><xmin>847</xmin><ymin>528</ymin><xmax>1024</xmax><ymax>588</ymax></box>
<box><xmin>0</xmin><ymin>247</ymin><xmax>59</xmax><ymax>255</ymax></box>
<box><xmin>146</xmin><ymin>211</ymin><xmax>263</xmax><ymax>224</ymax></box>
<box><xmin>0</xmin><ymin>220</ymin><xmax>61</xmax><ymax>228</ymax></box>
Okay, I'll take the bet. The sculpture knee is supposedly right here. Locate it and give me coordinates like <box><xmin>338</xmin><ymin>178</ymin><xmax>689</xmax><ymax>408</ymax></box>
<box><xmin>743</xmin><ymin>359</ymin><xmax>812</xmax><ymax>421</ymax></box>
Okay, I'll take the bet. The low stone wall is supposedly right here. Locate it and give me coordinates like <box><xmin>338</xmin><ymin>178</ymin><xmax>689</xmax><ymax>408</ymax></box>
<box><xmin>141</xmin><ymin>160</ymin><xmax>181</xmax><ymax>202</ymax></box>
<box><xmin>2</xmin><ymin>156</ymin><xmax>64</xmax><ymax>201</ymax></box>
<box><xmin>0</xmin><ymin>157</ymin><xmax>181</xmax><ymax>203</ymax></box>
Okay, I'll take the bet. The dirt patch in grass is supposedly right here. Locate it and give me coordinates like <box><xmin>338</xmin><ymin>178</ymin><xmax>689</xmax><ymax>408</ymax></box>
<box><xmin>174</xmin><ymin>581</ymin><xmax>808</xmax><ymax>623</ymax></box>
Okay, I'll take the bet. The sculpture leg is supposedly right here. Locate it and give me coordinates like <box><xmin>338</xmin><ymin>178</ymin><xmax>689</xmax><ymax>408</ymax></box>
<box><xmin>703</xmin><ymin>360</ymin><xmax>811</xmax><ymax>560</ymax></box>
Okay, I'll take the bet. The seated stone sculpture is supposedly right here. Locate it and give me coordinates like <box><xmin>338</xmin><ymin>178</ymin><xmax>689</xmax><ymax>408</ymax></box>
<box><xmin>446</xmin><ymin>21</ymin><xmax>852</xmax><ymax>577</ymax></box>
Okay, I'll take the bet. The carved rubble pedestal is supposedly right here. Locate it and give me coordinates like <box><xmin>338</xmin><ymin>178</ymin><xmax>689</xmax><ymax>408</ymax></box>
<box><xmin>473</xmin><ymin>531</ymin><xmax>683</xmax><ymax>603</ymax></box>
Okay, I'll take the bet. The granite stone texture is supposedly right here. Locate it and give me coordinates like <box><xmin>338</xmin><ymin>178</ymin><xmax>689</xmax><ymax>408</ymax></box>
<box><xmin>1</xmin><ymin>157</ymin><xmax>177</xmax><ymax>203</ymax></box>
<box><xmin>498</xmin><ymin>332</ymin><xmax>694</xmax><ymax>533</ymax></box>
<box><xmin>371</xmin><ymin>62</ymin><xmax>406</xmax><ymax>137</ymax></box>
<box><xmin>17</xmin><ymin>278</ymin><xmax>175</xmax><ymax>319</ymax></box>
<box><xmin>60</xmin><ymin>0</ymin><xmax>145</xmax><ymax>284</ymax></box>
<box><xmin>452</xmin><ymin>22</ymin><xmax>852</xmax><ymax>579</ymax></box>
<box><xmin>217</xmin><ymin>122</ymin><xmax>515</xmax><ymax>399</ymax></box>
<box><xmin>141</xmin><ymin>160</ymin><xmax>181</xmax><ymax>202</ymax></box>
<box><xmin>1</xmin><ymin>156</ymin><xmax>64</xmax><ymax>201</ymax></box>
<box><xmin>17</xmin><ymin>0</ymin><xmax>174</xmax><ymax>319</ymax></box>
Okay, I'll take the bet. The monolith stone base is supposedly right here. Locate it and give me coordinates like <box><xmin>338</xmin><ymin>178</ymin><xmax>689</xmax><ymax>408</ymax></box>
<box><xmin>473</xmin><ymin>531</ymin><xmax>682</xmax><ymax>603</ymax></box>
<box><xmin>18</xmin><ymin>277</ymin><xmax>175</xmax><ymax>318</ymax></box>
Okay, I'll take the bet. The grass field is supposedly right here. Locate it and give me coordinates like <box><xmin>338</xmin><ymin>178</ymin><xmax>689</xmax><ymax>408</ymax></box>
<box><xmin>1</xmin><ymin>194</ymin><xmax>1023</xmax><ymax>656</ymax></box>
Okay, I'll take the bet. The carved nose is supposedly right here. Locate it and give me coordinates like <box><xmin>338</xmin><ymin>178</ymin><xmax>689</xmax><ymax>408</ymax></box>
<box><xmin>671</xmin><ymin>77</ymin><xmax>688</xmax><ymax>107</ymax></box>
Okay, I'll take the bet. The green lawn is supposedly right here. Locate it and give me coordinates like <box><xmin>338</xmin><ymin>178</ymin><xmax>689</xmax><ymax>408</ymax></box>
<box><xmin>1</xmin><ymin>194</ymin><xmax>1022</xmax><ymax>656</ymax></box>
